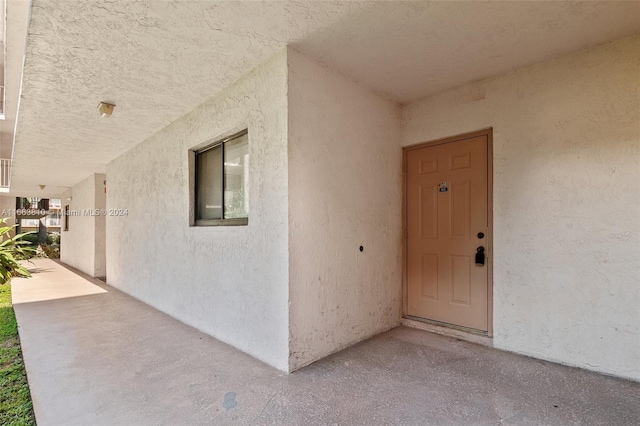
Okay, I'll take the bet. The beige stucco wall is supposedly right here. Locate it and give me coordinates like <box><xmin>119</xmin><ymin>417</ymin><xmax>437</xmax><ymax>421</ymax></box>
<box><xmin>287</xmin><ymin>50</ymin><xmax>403</xmax><ymax>370</ymax></box>
<box><xmin>105</xmin><ymin>50</ymin><xmax>290</xmax><ymax>371</ymax></box>
<box><xmin>402</xmin><ymin>36</ymin><xmax>640</xmax><ymax>381</ymax></box>
<box><xmin>60</xmin><ymin>173</ymin><xmax>106</xmax><ymax>277</ymax></box>
<box><xmin>96</xmin><ymin>37</ymin><xmax>637</xmax><ymax>379</ymax></box>
<box><xmin>103</xmin><ymin>48</ymin><xmax>401</xmax><ymax>373</ymax></box>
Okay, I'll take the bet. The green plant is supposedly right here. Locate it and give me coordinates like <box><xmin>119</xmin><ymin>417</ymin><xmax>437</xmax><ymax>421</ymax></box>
<box><xmin>40</xmin><ymin>244</ymin><xmax>60</xmax><ymax>259</ymax></box>
<box><xmin>18</xmin><ymin>233</ymin><xmax>39</xmax><ymax>246</ymax></box>
<box><xmin>46</xmin><ymin>232</ymin><xmax>60</xmax><ymax>245</ymax></box>
<box><xmin>225</xmin><ymin>187</ymin><xmax>248</xmax><ymax>219</ymax></box>
<box><xmin>0</xmin><ymin>282</ymin><xmax>36</xmax><ymax>424</ymax></box>
<box><xmin>0</xmin><ymin>219</ymin><xmax>37</xmax><ymax>284</ymax></box>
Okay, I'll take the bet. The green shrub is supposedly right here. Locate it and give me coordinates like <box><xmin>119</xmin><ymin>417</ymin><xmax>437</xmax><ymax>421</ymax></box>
<box><xmin>46</xmin><ymin>232</ymin><xmax>60</xmax><ymax>245</ymax></box>
<box><xmin>0</xmin><ymin>219</ymin><xmax>37</xmax><ymax>284</ymax></box>
<box><xmin>40</xmin><ymin>244</ymin><xmax>60</xmax><ymax>259</ymax></box>
<box><xmin>18</xmin><ymin>233</ymin><xmax>39</xmax><ymax>246</ymax></box>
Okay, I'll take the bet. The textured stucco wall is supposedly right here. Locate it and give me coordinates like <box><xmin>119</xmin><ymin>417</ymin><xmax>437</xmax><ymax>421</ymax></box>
<box><xmin>402</xmin><ymin>36</ymin><xmax>640</xmax><ymax>381</ymax></box>
<box><xmin>61</xmin><ymin>173</ymin><xmax>106</xmax><ymax>277</ymax></box>
<box><xmin>287</xmin><ymin>50</ymin><xmax>402</xmax><ymax>370</ymax></box>
<box><xmin>106</xmin><ymin>50</ymin><xmax>290</xmax><ymax>371</ymax></box>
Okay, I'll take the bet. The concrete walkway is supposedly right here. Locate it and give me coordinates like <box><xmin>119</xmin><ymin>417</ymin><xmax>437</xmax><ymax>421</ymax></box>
<box><xmin>12</xmin><ymin>259</ymin><xmax>640</xmax><ymax>425</ymax></box>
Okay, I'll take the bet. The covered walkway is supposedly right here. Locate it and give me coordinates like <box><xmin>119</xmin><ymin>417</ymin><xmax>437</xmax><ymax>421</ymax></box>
<box><xmin>12</xmin><ymin>259</ymin><xmax>640</xmax><ymax>425</ymax></box>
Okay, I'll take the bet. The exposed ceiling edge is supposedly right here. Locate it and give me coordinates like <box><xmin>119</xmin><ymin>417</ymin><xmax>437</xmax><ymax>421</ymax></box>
<box><xmin>5</xmin><ymin>0</ymin><xmax>31</xmax><ymax>192</ymax></box>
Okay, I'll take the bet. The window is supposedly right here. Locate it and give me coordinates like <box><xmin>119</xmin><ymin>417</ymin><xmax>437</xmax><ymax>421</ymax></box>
<box><xmin>193</xmin><ymin>130</ymin><xmax>249</xmax><ymax>226</ymax></box>
<box><xmin>47</xmin><ymin>212</ymin><xmax>61</xmax><ymax>227</ymax></box>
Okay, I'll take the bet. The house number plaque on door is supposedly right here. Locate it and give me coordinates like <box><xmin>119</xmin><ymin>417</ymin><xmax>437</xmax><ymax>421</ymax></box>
<box><xmin>438</xmin><ymin>182</ymin><xmax>448</xmax><ymax>192</ymax></box>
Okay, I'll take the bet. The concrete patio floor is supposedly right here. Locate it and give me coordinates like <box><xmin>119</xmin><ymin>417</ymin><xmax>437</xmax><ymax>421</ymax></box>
<box><xmin>12</xmin><ymin>259</ymin><xmax>640</xmax><ymax>426</ymax></box>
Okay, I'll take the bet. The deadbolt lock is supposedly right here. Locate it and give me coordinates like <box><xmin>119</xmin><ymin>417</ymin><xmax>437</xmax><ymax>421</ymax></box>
<box><xmin>475</xmin><ymin>246</ymin><xmax>485</xmax><ymax>266</ymax></box>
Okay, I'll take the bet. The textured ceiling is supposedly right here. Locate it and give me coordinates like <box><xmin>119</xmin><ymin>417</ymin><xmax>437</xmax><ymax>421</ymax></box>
<box><xmin>9</xmin><ymin>0</ymin><xmax>640</xmax><ymax>196</ymax></box>
<box><xmin>10</xmin><ymin>0</ymin><xmax>371</xmax><ymax>195</ymax></box>
<box><xmin>296</xmin><ymin>1</ymin><xmax>640</xmax><ymax>103</ymax></box>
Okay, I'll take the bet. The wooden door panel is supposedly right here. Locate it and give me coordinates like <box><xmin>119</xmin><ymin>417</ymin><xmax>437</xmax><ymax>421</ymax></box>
<box><xmin>450</xmin><ymin>255</ymin><xmax>471</xmax><ymax>305</ymax></box>
<box><xmin>450</xmin><ymin>180</ymin><xmax>471</xmax><ymax>238</ymax></box>
<box><xmin>419</xmin><ymin>184</ymin><xmax>438</xmax><ymax>239</ymax></box>
<box><xmin>406</xmin><ymin>135</ymin><xmax>489</xmax><ymax>331</ymax></box>
<box><xmin>420</xmin><ymin>254</ymin><xmax>438</xmax><ymax>300</ymax></box>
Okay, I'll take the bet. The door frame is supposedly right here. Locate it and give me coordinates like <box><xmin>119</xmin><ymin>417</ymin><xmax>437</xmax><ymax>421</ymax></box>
<box><xmin>402</xmin><ymin>128</ymin><xmax>494</xmax><ymax>337</ymax></box>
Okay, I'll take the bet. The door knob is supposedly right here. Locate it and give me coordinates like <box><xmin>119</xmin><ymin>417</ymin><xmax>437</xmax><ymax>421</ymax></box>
<box><xmin>475</xmin><ymin>246</ymin><xmax>485</xmax><ymax>266</ymax></box>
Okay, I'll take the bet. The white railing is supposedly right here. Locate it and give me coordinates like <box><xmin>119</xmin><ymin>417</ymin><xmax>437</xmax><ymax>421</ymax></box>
<box><xmin>0</xmin><ymin>158</ymin><xmax>10</xmax><ymax>189</ymax></box>
<box><xmin>21</xmin><ymin>217</ymin><xmax>61</xmax><ymax>228</ymax></box>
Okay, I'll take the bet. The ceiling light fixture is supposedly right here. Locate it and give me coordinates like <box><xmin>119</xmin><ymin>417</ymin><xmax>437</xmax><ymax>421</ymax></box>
<box><xmin>98</xmin><ymin>102</ymin><xmax>115</xmax><ymax>118</ymax></box>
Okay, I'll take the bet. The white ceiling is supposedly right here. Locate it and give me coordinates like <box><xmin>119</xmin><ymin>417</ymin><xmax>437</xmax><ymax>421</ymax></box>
<box><xmin>9</xmin><ymin>0</ymin><xmax>373</xmax><ymax>196</ymax></box>
<box><xmin>296</xmin><ymin>1</ymin><xmax>640</xmax><ymax>103</ymax></box>
<box><xmin>8</xmin><ymin>0</ymin><xmax>640</xmax><ymax>196</ymax></box>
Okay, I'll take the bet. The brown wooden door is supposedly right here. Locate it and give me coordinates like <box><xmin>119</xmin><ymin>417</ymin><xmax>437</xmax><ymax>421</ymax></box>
<box><xmin>406</xmin><ymin>134</ymin><xmax>489</xmax><ymax>332</ymax></box>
